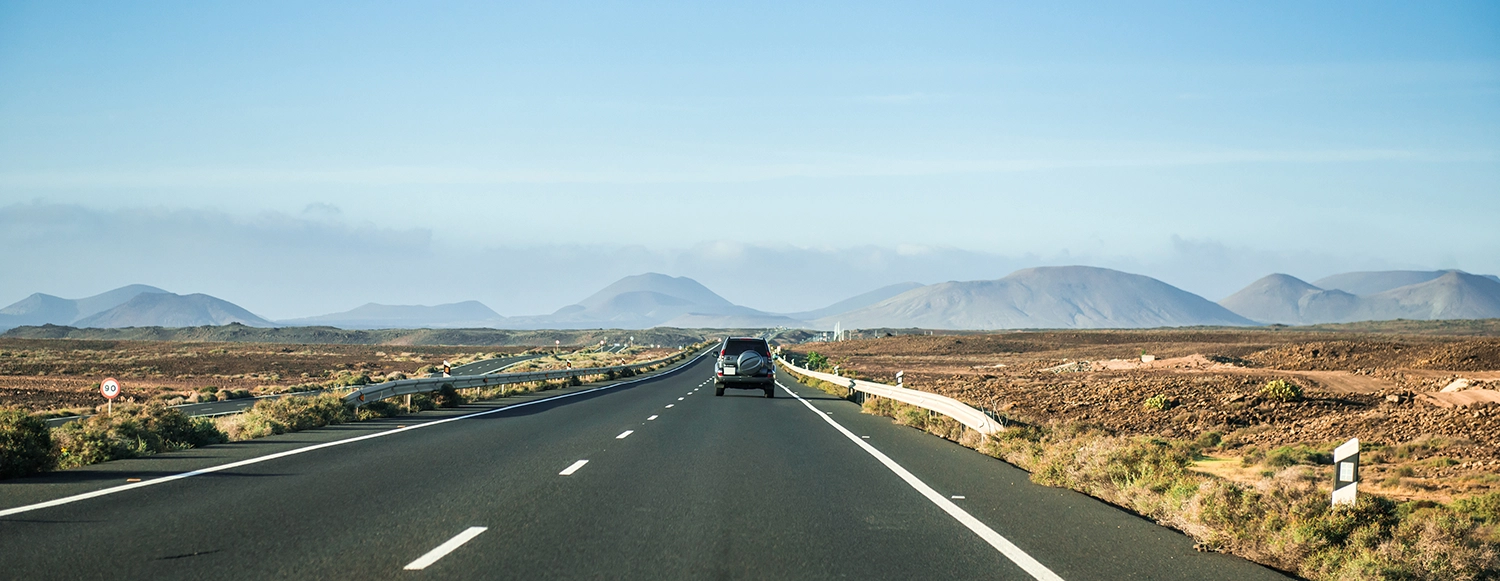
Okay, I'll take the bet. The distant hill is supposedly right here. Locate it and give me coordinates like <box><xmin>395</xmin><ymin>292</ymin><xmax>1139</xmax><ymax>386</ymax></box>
<box><xmin>500</xmin><ymin>273</ymin><xmax>784</xmax><ymax>329</ymax></box>
<box><xmin>1220</xmin><ymin>270</ymin><xmax>1500</xmax><ymax>324</ymax></box>
<box><xmin>1218</xmin><ymin>274</ymin><xmax>1360</xmax><ymax>325</ymax></box>
<box><xmin>282</xmin><ymin>301</ymin><xmax>503</xmax><ymax>329</ymax></box>
<box><xmin>817</xmin><ymin>266</ymin><xmax>1255</xmax><ymax>330</ymax></box>
<box><xmin>73</xmin><ymin>293</ymin><xmax>274</xmax><ymax>328</ymax></box>
<box><xmin>1358</xmin><ymin>271</ymin><xmax>1500</xmax><ymax>320</ymax></box>
<box><xmin>0</xmin><ymin>323</ymin><xmax>723</xmax><ymax>346</ymax></box>
<box><xmin>1312</xmin><ymin>270</ymin><xmax>1500</xmax><ymax>296</ymax></box>
<box><xmin>783</xmin><ymin>282</ymin><xmax>925</xmax><ymax>321</ymax></box>
<box><xmin>0</xmin><ymin>284</ymin><xmax>169</xmax><ymax>330</ymax></box>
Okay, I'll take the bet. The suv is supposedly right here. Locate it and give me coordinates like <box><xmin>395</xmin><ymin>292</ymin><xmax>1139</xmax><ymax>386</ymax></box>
<box><xmin>714</xmin><ymin>337</ymin><xmax>775</xmax><ymax>398</ymax></box>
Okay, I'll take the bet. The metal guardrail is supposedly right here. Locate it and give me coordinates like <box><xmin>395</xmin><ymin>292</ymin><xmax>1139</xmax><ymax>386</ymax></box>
<box><xmin>343</xmin><ymin>349</ymin><xmax>702</xmax><ymax>406</ymax></box>
<box><xmin>777</xmin><ymin>357</ymin><xmax>1004</xmax><ymax>436</ymax></box>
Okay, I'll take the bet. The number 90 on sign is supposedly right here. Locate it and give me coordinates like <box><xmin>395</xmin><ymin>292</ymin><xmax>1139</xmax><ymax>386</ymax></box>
<box><xmin>100</xmin><ymin>378</ymin><xmax>121</xmax><ymax>399</ymax></box>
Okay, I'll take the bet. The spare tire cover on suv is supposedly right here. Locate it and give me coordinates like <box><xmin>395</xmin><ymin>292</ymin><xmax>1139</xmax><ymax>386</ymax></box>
<box><xmin>736</xmin><ymin>351</ymin><xmax>764</xmax><ymax>375</ymax></box>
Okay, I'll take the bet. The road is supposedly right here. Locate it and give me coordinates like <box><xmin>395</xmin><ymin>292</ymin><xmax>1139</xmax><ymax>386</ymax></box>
<box><xmin>0</xmin><ymin>354</ymin><xmax>1287</xmax><ymax>580</ymax></box>
<box><xmin>449</xmin><ymin>353</ymin><xmax>549</xmax><ymax>376</ymax></box>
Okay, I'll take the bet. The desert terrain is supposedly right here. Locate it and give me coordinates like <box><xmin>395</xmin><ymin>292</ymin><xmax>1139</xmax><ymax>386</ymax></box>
<box><xmin>788</xmin><ymin>328</ymin><xmax>1500</xmax><ymax>501</ymax></box>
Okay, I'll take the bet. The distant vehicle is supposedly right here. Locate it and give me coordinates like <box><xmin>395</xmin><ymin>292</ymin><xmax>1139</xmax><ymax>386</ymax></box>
<box><xmin>714</xmin><ymin>337</ymin><xmax>774</xmax><ymax>398</ymax></box>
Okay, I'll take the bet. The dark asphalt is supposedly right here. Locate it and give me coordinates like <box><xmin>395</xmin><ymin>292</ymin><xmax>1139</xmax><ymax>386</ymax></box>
<box><xmin>0</xmin><ymin>354</ymin><xmax>1288</xmax><ymax>580</ymax></box>
<box><xmin>449</xmin><ymin>353</ymin><xmax>548</xmax><ymax>376</ymax></box>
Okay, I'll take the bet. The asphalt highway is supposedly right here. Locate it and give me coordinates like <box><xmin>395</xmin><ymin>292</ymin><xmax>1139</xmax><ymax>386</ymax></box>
<box><xmin>449</xmin><ymin>353</ymin><xmax>549</xmax><ymax>375</ymax></box>
<box><xmin>1</xmin><ymin>354</ymin><xmax>1288</xmax><ymax>580</ymax></box>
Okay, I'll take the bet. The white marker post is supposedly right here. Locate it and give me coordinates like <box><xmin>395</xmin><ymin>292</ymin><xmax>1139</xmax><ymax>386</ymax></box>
<box><xmin>896</xmin><ymin>370</ymin><xmax>904</xmax><ymax>388</ymax></box>
<box><xmin>100</xmin><ymin>377</ymin><xmax>121</xmax><ymax>414</ymax></box>
<box><xmin>1332</xmin><ymin>437</ymin><xmax>1359</xmax><ymax>507</ymax></box>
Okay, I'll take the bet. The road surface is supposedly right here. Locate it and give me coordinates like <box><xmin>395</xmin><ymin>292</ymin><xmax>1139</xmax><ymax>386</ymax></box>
<box><xmin>1</xmin><ymin>354</ymin><xmax>1287</xmax><ymax>580</ymax></box>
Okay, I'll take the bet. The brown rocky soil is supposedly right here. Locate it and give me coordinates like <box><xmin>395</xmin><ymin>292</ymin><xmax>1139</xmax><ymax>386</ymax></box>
<box><xmin>788</xmin><ymin>329</ymin><xmax>1500</xmax><ymax>501</ymax></box>
<box><xmin>0</xmin><ymin>339</ymin><xmax>525</xmax><ymax>412</ymax></box>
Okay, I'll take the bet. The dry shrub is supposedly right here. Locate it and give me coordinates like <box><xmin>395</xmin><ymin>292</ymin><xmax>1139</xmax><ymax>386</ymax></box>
<box><xmin>52</xmin><ymin>403</ymin><xmax>226</xmax><ymax>469</ymax></box>
<box><xmin>0</xmin><ymin>408</ymin><xmax>54</xmax><ymax>478</ymax></box>
<box><xmin>219</xmin><ymin>394</ymin><xmax>351</xmax><ymax>441</ymax></box>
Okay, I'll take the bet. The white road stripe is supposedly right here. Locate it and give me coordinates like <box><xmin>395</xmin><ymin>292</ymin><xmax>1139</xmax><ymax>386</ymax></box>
<box><xmin>616</xmin><ymin>430</ymin><xmax>634</xmax><ymax>439</ymax></box>
<box><xmin>677</xmin><ymin>397</ymin><xmax>684</xmax><ymax>401</ymax></box>
<box><xmin>0</xmin><ymin>350</ymin><xmax>715</xmax><ymax>518</ymax></box>
<box><xmin>559</xmin><ymin>460</ymin><xmax>589</xmax><ymax>475</ymax></box>
<box><xmin>403</xmin><ymin>526</ymin><xmax>488</xmax><ymax>570</ymax></box>
<box><xmin>777</xmin><ymin>381</ymin><xmax>1064</xmax><ymax>581</ymax></box>
<box><xmin>647</xmin><ymin>415</ymin><xmax>658</xmax><ymax>420</ymax></box>
<box><xmin>665</xmin><ymin>404</ymin><xmax>674</xmax><ymax>408</ymax></box>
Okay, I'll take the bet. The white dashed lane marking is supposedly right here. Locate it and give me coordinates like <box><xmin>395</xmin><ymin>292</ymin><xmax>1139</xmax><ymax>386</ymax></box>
<box><xmin>559</xmin><ymin>460</ymin><xmax>589</xmax><ymax>476</ymax></box>
<box><xmin>616</xmin><ymin>430</ymin><xmax>634</xmax><ymax>439</ymax></box>
<box><xmin>403</xmin><ymin>527</ymin><xmax>488</xmax><ymax>571</ymax></box>
<box><xmin>647</xmin><ymin>415</ymin><xmax>658</xmax><ymax>420</ymax></box>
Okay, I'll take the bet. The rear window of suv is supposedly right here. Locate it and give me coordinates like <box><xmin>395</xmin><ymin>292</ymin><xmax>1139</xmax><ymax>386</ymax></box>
<box><xmin>722</xmin><ymin>339</ymin><xmax>770</xmax><ymax>357</ymax></box>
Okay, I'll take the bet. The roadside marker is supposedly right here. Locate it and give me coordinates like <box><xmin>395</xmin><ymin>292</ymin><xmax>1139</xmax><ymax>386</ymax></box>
<box><xmin>1332</xmin><ymin>438</ymin><xmax>1360</xmax><ymax>506</ymax></box>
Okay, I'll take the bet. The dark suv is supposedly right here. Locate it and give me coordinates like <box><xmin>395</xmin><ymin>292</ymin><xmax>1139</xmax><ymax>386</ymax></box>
<box><xmin>713</xmin><ymin>337</ymin><xmax>775</xmax><ymax>398</ymax></box>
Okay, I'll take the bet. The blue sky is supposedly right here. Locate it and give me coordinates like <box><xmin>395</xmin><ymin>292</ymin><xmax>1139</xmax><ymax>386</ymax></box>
<box><xmin>1</xmin><ymin>1</ymin><xmax>1497</xmax><ymax>318</ymax></box>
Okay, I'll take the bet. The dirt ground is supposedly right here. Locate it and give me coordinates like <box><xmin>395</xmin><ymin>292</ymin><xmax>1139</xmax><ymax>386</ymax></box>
<box><xmin>787</xmin><ymin>329</ymin><xmax>1500</xmax><ymax>502</ymax></box>
<box><xmin>0</xmin><ymin>339</ymin><xmax>529</xmax><ymax>413</ymax></box>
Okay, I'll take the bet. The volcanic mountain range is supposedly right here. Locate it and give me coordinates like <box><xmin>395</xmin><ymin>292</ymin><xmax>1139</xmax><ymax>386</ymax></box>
<box><xmin>4</xmin><ymin>268</ymin><xmax>1499</xmax><ymax>332</ymax></box>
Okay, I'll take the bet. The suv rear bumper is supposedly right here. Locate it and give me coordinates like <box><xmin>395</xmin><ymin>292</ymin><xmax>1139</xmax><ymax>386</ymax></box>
<box><xmin>715</xmin><ymin>374</ymin><xmax>773</xmax><ymax>387</ymax></box>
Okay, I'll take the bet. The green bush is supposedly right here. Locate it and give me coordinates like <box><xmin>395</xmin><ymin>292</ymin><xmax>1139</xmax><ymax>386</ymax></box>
<box><xmin>0</xmin><ymin>408</ymin><xmax>54</xmax><ymax>478</ymax></box>
<box><xmin>1260</xmin><ymin>379</ymin><xmax>1303</xmax><ymax>402</ymax></box>
<box><xmin>1144</xmin><ymin>394</ymin><xmax>1177</xmax><ymax>411</ymax></box>
<box><xmin>53</xmin><ymin>404</ymin><xmax>226</xmax><ymax>469</ymax></box>
<box><xmin>230</xmin><ymin>394</ymin><xmax>352</xmax><ymax>440</ymax></box>
<box><xmin>804</xmin><ymin>351</ymin><xmax>828</xmax><ymax>371</ymax></box>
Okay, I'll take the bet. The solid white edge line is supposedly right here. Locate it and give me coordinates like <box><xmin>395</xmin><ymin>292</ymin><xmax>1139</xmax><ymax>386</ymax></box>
<box><xmin>403</xmin><ymin>526</ymin><xmax>488</xmax><ymax>570</ymax></box>
<box><xmin>776</xmin><ymin>381</ymin><xmax>1064</xmax><ymax>581</ymax></box>
<box><xmin>0</xmin><ymin>351</ymin><xmax>714</xmax><ymax>518</ymax></box>
<box><xmin>559</xmin><ymin>459</ymin><xmax>589</xmax><ymax>475</ymax></box>
<box><xmin>616</xmin><ymin>430</ymin><xmax>633</xmax><ymax>439</ymax></box>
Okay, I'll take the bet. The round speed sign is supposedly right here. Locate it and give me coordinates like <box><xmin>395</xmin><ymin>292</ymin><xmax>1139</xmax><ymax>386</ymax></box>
<box><xmin>100</xmin><ymin>377</ymin><xmax>121</xmax><ymax>400</ymax></box>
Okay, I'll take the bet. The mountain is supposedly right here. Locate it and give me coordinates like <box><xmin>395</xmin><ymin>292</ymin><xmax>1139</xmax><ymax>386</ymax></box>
<box><xmin>1218</xmin><ymin>274</ymin><xmax>1360</xmax><ymax>325</ymax></box>
<box><xmin>282</xmin><ymin>301</ymin><xmax>503</xmax><ymax>329</ymax></box>
<box><xmin>1219</xmin><ymin>270</ymin><xmax>1500</xmax><ymax>324</ymax></box>
<box><xmin>73</xmin><ymin>293</ymin><xmax>274</xmax><ymax>328</ymax></box>
<box><xmin>0</xmin><ymin>284</ymin><xmax>169</xmax><ymax>330</ymax></box>
<box><xmin>817</xmin><ymin>266</ymin><xmax>1255</xmax><ymax>330</ymax></box>
<box><xmin>1312</xmin><ymin>270</ymin><xmax>1500</xmax><ymax>296</ymax></box>
<box><xmin>498</xmin><ymin>273</ymin><xmax>783</xmax><ymax>329</ymax></box>
<box><xmin>783</xmin><ymin>282</ymin><xmax>925</xmax><ymax>321</ymax></box>
<box><xmin>1357</xmin><ymin>271</ymin><xmax>1500</xmax><ymax>320</ymax></box>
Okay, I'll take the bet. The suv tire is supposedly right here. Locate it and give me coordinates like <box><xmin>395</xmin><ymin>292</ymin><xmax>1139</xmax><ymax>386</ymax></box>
<box><xmin>715</xmin><ymin>386</ymin><xmax>725</xmax><ymax>397</ymax></box>
<box><xmin>763</xmin><ymin>385</ymin><xmax>774</xmax><ymax>398</ymax></box>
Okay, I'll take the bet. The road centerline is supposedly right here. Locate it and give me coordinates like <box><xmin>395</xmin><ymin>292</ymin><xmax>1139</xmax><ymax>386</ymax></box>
<box><xmin>559</xmin><ymin>460</ymin><xmax>589</xmax><ymax>476</ymax></box>
<box><xmin>403</xmin><ymin>526</ymin><xmax>488</xmax><ymax>571</ymax></box>
<box><xmin>616</xmin><ymin>430</ymin><xmax>634</xmax><ymax>439</ymax></box>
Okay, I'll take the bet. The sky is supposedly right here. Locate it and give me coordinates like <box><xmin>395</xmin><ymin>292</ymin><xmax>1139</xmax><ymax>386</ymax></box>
<box><xmin>1</xmin><ymin>1</ymin><xmax>1497</xmax><ymax>319</ymax></box>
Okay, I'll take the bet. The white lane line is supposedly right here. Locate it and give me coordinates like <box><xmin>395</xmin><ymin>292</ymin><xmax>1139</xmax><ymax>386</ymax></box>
<box><xmin>616</xmin><ymin>430</ymin><xmax>634</xmax><ymax>439</ymax></box>
<box><xmin>0</xmin><ymin>350</ymin><xmax>716</xmax><ymax>518</ymax></box>
<box><xmin>677</xmin><ymin>397</ymin><xmax>684</xmax><ymax>401</ymax></box>
<box><xmin>776</xmin><ymin>381</ymin><xmax>1064</xmax><ymax>581</ymax></box>
<box><xmin>665</xmin><ymin>404</ymin><xmax>674</xmax><ymax>408</ymax></box>
<box><xmin>403</xmin><ymin>526</ymin><xmax>488</xmax><ymax>570</ymax></box>
<box><xmin>647</xmin><ymin>415</ymin><xmax>659</xmax><ymax>420</ymax></box>
<box><xmin>952</xmin><ymin>495</ymin><xmax>966</xmax><ymax>499</ymax></box>
<box><xmin>559</xmin><ymin>460</ymin><xmax>589</xmax><ymax>475</ymax></box>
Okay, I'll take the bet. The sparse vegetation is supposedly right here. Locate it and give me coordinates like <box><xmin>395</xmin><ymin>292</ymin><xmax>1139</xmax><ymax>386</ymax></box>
<box><xmin>1259</xmin><ymin>379</ymin><xmax>1303</xmax><ymax>402</ymax></box>
<box><xmin>1144</xmin><ymin>393</ymin><xmax>1177</xmax><ymax>411</ymax></box>
<box><xmin>803</xmin><ymin>351</ymin><xmax>828</xmax><ymax>371</ymax></box>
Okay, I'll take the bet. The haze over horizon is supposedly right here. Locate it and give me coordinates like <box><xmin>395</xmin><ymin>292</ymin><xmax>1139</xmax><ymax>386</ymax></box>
<box><xmin>2</xmin><ymin>2</ymin><xmax>1496</xmax><ymax>319</ymax></box>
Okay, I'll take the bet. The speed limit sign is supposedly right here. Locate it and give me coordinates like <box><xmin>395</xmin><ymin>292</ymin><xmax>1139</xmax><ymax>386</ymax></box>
<box><xmin>100</xmin><ymin>377</ymin><xmax>121</xmax><ymax>399</ymax></box>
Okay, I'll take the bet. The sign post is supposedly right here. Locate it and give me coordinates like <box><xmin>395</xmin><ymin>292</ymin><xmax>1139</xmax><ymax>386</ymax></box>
<box><xmin>100</xmin><ymin>377</ymin><xmax>121</xmax><ymax>414</ymax></box>
<box><xmin>896</xmin><ymin>370</ymin><xmax>904</xmax><ymax>387</ymax></box>
<box><xmin>1332</xmin><ymin>437</ymin><xmax>1360</xmax><ymax>507</ymax></box>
